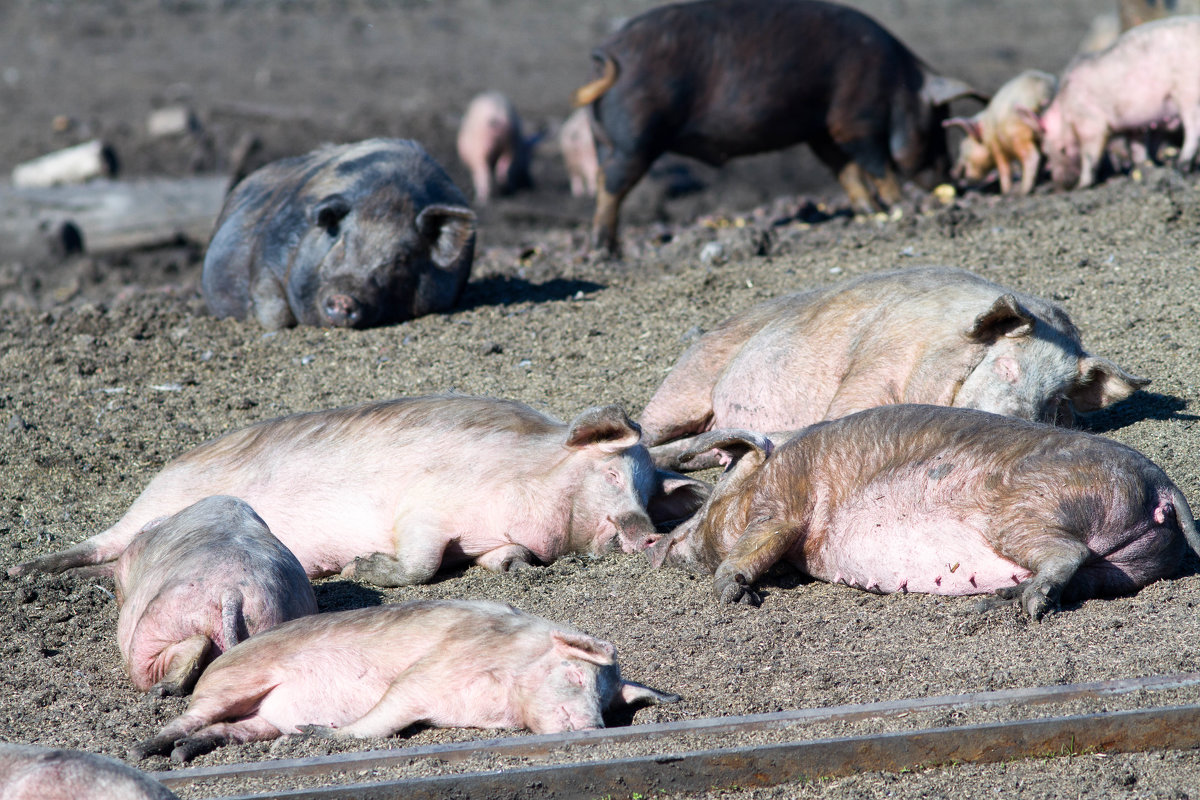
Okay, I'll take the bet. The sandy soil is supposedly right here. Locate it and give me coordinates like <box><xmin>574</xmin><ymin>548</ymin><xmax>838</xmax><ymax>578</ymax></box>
<box><xmin>2</xmin><ymin>0</ymin><xmax>1200</xmax><ymax>797</ymax></box>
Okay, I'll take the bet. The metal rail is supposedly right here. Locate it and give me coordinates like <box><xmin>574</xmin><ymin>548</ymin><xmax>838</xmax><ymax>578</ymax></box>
<box><xmin>154</xmin><ymin>670</ymin><xmax>1200</xmax><ymax>792</ymax></box>
<box><xmin>209</xmin><ymin>702</ymin><xmax>1200</xmax><ymax>799</ymax></box>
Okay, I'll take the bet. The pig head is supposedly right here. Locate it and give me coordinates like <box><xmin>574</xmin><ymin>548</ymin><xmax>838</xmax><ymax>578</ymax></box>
<box><xmin>203</xmin><ymin>138</ymin><xmax>476</xmax><ymax>329</ymax></box>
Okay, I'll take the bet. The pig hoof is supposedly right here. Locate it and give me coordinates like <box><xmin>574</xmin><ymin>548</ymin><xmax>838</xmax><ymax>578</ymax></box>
<box><xmin>170</xmin><ymin>736</ymin><xmax>219</xmax><ymax>764</ymax></box>
<box><xmin>715</xmin><ymin>574</ymin><xmax>761</xmax><ymax>606</ymax></box>
<box><xmin>297</xmin><ymin>724</ymin><xmax>338</xmax><ymax>739</ymax></box>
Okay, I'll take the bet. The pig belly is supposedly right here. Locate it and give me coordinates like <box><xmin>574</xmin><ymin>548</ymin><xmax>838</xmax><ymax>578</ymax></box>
<box><xmin>805</xmin><ymin>516</ymin><xmax>1031</xmax><ymax>596</ymax></box>
<box><xmin>254</xmin><ymin>654</ymin><xmax>395</xmax><ymax>734</ymax></box>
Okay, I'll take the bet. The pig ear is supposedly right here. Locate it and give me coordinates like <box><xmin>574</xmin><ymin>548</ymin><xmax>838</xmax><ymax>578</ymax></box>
<box><xmin>311</xmin><ymin>194</ymin><xmax>352</xmax><ymax>233</ymax></box>
<box><xmin>966</xmin><ymin>294</ymin><xmax>1036</xmax><ymax>341</ymax></box>
<box><xmin>417</xmin><ymin>204</ymin><xmax>477</xmax><ymax>268</ymax></box>
<box><xmin>564</xmin><ymin>405</ymin><xmax>641</xmax><ymax>453</ymax></box>
<box><xmin>922</xmin><ymin>73</ymin><xmax>988</xmax><ymax>107</ymax></box>
<box><xmin>1014</xmin><ymin>105</ymin><xmax>1046</xmax><ymax>134</ymax></box>
<box><xmin>679</xmin><ymin>429</ymin><xmax>773</xmax><ymax>471</ymax></box>
<box><xmin>611</xmin><ymin>680</ymin><xmax>682</xmax><ymax>709</ymax></box>
<box><xmin>552</xmin><ymin>631</ymin><xmax>616</xmax><ymax>666</ymax></box>
<box><xmin>1068</xmin><ymin>356</ymin><xmax>1151</xmax><ymax>411</ymax></box>
<box><xmin>646</xmin><ymin>470</ymin><xmax>710</xmax><ymax>528</ymax></box>
<box><xmin>943</xmin><ymin>117</ymin><xmax>984</xmax><ymax>143</ymax></box>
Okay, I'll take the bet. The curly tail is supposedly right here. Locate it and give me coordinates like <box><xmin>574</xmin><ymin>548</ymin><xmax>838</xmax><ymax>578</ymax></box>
<box><xmin>572</xmin><ymin>56</ymin><xmax>618</xmax><ymax>107</ymax></box>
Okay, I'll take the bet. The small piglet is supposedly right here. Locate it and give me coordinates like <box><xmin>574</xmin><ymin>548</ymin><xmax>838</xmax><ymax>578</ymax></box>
<box><xmin>203</xmin><ymin>138</ymin><xmax>476</xmax><ymax>329</ymax></box>
<box><xmin>1038</xmin><ymin>16</ymin><xmax>1200</xmax><ymax>189</ymax></box>
<box><xmin>0</xmin><ymin>742</ymin><xmax>178</xmax><ymax>800</ymax></box>
<box><xmin>10</xmin><ymin>396</ymin><xmax>707</xmax><ymax>587</ymax></box>
<box><xmin>114</xmin><ymin>496</ymin><xmax>317</xmax><ymax>695</ymax></box>
<box><xmin>945</xmin><ymin>70</ymin><xmax>1057</xmax><ymax>195</ymax></box>
<box><xmin>131</xmin><ymin>599</ymin><xmax>679</xmax><ymax>762</ymax></box>
<box><xmin>640</xmin><ymin>267</ymin><xmax>1146</xmax><ymax>470</ymax></box>
<box><xmin>650</xmin><ymin>405</ymin><xmax>1200</xmax><ymax>618</ymax></box>
<box><xmin>560</xmin><ymin>107</ymin><xmax>599</xmax><ymax>197</ymax></box>
<box><xmin>456</xmin><ymin>91</ymin><xmax>535</xmax><ymax>203</ymax></box>
<box><xmin>574</xmin><ymin>0</ymin><xmax>980</xmax><ymax>251</ymax></box>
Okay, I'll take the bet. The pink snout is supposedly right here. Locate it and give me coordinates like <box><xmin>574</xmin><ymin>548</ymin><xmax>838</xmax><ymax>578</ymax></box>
<box><xmin>322</xmin><ymin>293</ymin><xmax>364</xmax><ymax>327</ymax></box>
<box><xmin>609</xmin><ymin>512</ymin><xmax>660</xmax><ymax>552</ymax></box>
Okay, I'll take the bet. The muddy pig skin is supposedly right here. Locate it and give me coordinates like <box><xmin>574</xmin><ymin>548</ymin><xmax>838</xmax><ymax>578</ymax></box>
<box><xmin>639</xmin><ymin>267</ymin><xmax>1147</xmax><ymax>471</ymax></box>
<box><xmin>113</xmin><ymin>495</ymin><xmax>317</xmax><ymax>695</ymax></box>
<box><xmin>131</xmin><ymin>599</ymin><xmax>680</xmax><ymax>763</ymax></box>
<box><xmin>202</xmin><ymin>138</ymin><xmax>476</xmax><ymax>329</ymax></box>
<box><xmin>456</xmin><ymin>91</ymin><xmax>534</xmax><ymax>204</ymax></box>
<box><xmin>0</xmin><ymin>743</ymin><xmax>179</xmax><ymax>800</ymax></box>
<box><xmin>573</xmin><ymin>0</ymin><xmax>980</xmax><ymax>252</ymax></box>
<box><xmin>9</xmin><ymin>396</ymin><xmax>708</xmax><ymax>587</ymax></box>
<box><xmin>649</xmin><ymin>405</ymin><xmax>1200</xmax><ymax>619</ymax></box>
<box><xmin>944</xmin><ymin>70</ymin><xmax>1057</xmax><ymax>195</ymax></box>
<box><xmin>560</xmin><ymin>107</ymin><xmax>599</xmax><ymax>197</ymax></box>
<box><xmin>1038</xmin><ymin>16</ymin><xmax>1200</xmax><ymax>189</ymax></box>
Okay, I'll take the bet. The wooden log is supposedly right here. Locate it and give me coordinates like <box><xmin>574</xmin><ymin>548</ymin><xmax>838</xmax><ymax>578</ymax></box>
<box><xmin>0</xmin><ymin>176</ymin><xmax>230</xmax><ymax>262</ymax></box>
<box><xmin>11</xmin><ymin>140</ymin><xmax>118</xmax><ymax>188</ymax></box>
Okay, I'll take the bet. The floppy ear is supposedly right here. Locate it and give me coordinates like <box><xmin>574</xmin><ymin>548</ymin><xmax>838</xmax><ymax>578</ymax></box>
<box><xmin>610</xmin><ymin>680</ymin><xmax>681</xmax><ymax>708</ymax></box>
<box><xmin>922</xmin><ymin>73</ymin><xmax>989</xmax><ymax>106</ymax></box>
<box><xmin>1069</xmin><ymin>356</ymin><xmax>1150</xmax><ymax>411</ymax></box>
<box><xmin>679</xmin><ymin>429</ymin><xmax>774</xmax><ymax>472</ymax></box>
<box><xmin>416</xmin><ymin>204</ymin><xmax>476</xmax><ymax>268</ymax></box>
<box><xmin>646</xmin><ymin>471</ymin><xmax>710</xmax><ymax>528</ymax></box>
<box><xmin>1014</xmin><ymin>105</ymin><xmax>1046</xmax><ymax>134</ymax></box>
<box><xmin>551</xmin><ymin>631</ymin><xmax>615</xmax><ymax>666</ymax></box>
<box><xmin>311</xmin><ymin>194</ymin><xmax>352</xmax><ymax>233</ymax></box>
<box><xmin>565</xmin><ymin>405</ymin><xmax>641</xmax><ymax>453</ymax></box>
<box><xmin>943</xmin><ymin>116</ymin><xmax>984</xmax><ymax>143</ymax></box>
<box><xmin>966</xmin><ymin>294</ymin><xmax>1036</xmax><ymax>341</ymax></box>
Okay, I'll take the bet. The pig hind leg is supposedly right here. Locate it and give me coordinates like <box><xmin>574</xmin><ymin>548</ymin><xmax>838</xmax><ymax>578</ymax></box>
<box><xmin>169</xmin><ymin>717</ymin><xmax>281</xmax><ymax>764</ymax></box>
<box><xmin>343</xmin><ymin>530</ymin><xmax>449</xmax><ymax>587</ymax></box>
<box><xmin>591</xmin><ymin>144</ymin><xmax>654</xmax><ymax>253</ymax></box>
<box><xmin>989</xmin><ymin>533</ymin><xmax>1091</xmax><ymax>619</ymax></box>
<box><xmin>714</xmin><ymin>521</ymin><xmax>805</xmax><ymax>606</ymax></box>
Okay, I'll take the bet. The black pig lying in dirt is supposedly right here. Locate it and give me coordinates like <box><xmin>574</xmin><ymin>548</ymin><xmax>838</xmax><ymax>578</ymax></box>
<box><xmin>203</xmin><ymin>138</ymin><xmax>476</xmax><ymax>329</ymax></box>
<box><xmin>649</xmin><ymin>405</ymin><xmax>1200</xmax><ymax>619</ymax></box>
<box><xmin>574</xmin><ymin>0</ymin><xmax>982</xmax><ymax>252</ymax></box>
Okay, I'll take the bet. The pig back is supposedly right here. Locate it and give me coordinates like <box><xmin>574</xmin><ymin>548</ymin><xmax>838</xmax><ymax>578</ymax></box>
<box><xmin>592</xmin><ymin>0</ymin><xmax>928</xmax><ymax>164</ymax></box>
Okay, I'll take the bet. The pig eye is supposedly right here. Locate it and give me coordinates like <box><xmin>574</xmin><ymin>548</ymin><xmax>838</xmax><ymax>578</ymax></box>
<box><xmin>605</xmin><ymin>469</ymin><xmax>622</xmax><ymax>487</ymax></box>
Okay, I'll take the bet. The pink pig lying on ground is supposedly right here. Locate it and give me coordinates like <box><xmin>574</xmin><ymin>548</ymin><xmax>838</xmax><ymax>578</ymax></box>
<box><xmin>640</xmin><ymin>267</ymin><xmax>1147</xmax><ymax>471</ymax></box>
<box><xmin>0</xmin><ymin>743</ymin><xmax>178</xmax><ymax>800</ymax></box>
<box><xmin>944</xmin><ymin>69</ymin><xmax>1057</xmax><ymax>195</ymax></box>
<box><xmin>10</xmin><ymin>396</ymin><xmax>707</xmax><ymax>586</ymax></box>
<box><xmin>648</xmin><ymin>405</ymin><xmax>1200</xmax><ymax>618</ymax></box>
<box><xmin>1038</xmin><ymin>15</ymin><xmax>1200</xmax><ymax>189</ymax></box>
<box><xmin>131</xmin><ymin>599</ymin><xmax>680</xmax><ymax>763</ymax></box>
<box><xmin>113</xmin><ymin>495</ymin><xmax>317</xmax><ymax>695</ymax></box>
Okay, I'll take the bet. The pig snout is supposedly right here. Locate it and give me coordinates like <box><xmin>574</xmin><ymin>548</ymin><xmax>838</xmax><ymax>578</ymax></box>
<box><xmin>321</xmin><ymin>292</ymin><xmax>365</xmax><ymax>327</ymax></box>
<box><xmin>609</xmin><ymin>511</ymin><xmax>660</xmax><ymax>552</ymax></box>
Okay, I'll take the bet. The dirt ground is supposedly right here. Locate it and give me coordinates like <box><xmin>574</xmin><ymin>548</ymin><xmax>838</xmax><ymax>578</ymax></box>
<box><xmin>3</xmin><ymin>0</ymin><xmax>1200</xmax><ymax>798</ymax></box>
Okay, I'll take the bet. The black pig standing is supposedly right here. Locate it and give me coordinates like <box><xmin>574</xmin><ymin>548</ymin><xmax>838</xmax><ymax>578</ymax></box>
<box><xmin>203</xmin><ymin>138</ymin><xmax>476</xmax><ymax>329</ymax></box>
<box><xmin>574</xmin><ymin>0</ymin><xmax>982</xmax><ymax>252</ymax></box>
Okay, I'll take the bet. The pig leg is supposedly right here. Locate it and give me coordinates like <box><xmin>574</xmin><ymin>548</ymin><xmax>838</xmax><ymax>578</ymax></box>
<box><xmin>988</xmin><ymin>534</ymin><xmax>1091</xmax><ymax>619</ymax></box>
<box><xmin>475</xmin><ymin>544</ymin><xmax>537</xmax><ymax>572</ymax></box>
<box><xmin>713</xmin><ymin>520</ymin><xmax>804</xmax><ymax>606</ymax></box>
<box><xmin>250</xmin><ymin>270</ymin><xmax>296</xmax><ymax>330</ymax></box>
<box><xmin>300</xmin><ymin>662</ymin><xmax>443</xmax><ymax>739</ymax></box>
<box><xmin>341</xmin><ymin>526</ymin><xmax>447</xmax><ymax>587</ymax></box>
<box><xmin>169</xmin><ymin>717</ymin><xmax>281</xmax><ymax>764</ymax></box>
<box><xmin>1178</xmin><ymin>111</ymin><xmax>1200</xmax><ymax>169</ymax></box>
<box><xmin>989</xmin><ymin>142</ymin><xmax>1014</xmax><ymax>194</ymax></box>
<box><xmin>809</xmin><ymin>134</ymin><xmax>878</xmax><ymax>213</ymax></box>
<box><xmin>1015</xmin><ymin>135</ymin><xmax>1041</xmax><ymax>195</ymax></box>
<box><xmin>149</xmin><ymin>634</ymin><xmax>215</xmax><ymax>697</ymax></box>
<box><xmin>592</xmin><ymin>155</ymin><xmax>650</xmax><ymax>254</ymax></box>
<box><xmin>868</xmin><ymin>164</ymin><xmax>903</xmax><ymax>207</ymax></box>
<box><xmin>131</xmin><ymin>681</ymin><xmax>275</xmax><ymax>760</ymax></box>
